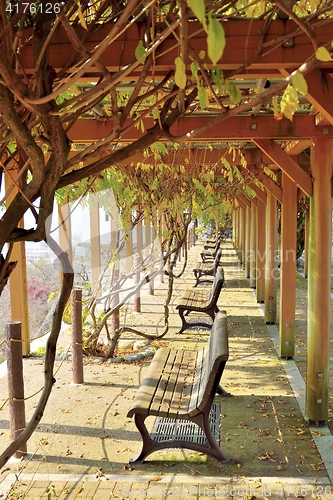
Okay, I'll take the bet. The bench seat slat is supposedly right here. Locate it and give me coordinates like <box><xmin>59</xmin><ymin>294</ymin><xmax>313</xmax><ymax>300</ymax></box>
<box><xmin>148</xmin><ymin>349</ymin><xmax>183</xmax><ymax>416</ymax></box>
<box><xmin>156</xmin><ymin>349</ymin><xmax>185</xmax><ymax>417</ymax></box>
<box><xmin>128</xmin><ymin>348</ymin><xmax>174</xmax><ymax>417</ymax></box>
<box><xmin>171</xmin><ymin>350</ymin><xmax>198</xmax><ymax>418</ymax></box>
<box><xmin>177</xmin><ymin>349</ymin><xmax>203</xmax><ymax>416</ymax></box>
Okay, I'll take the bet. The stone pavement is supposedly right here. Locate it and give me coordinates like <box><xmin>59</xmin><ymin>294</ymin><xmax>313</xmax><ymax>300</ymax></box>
<box><xmin>0</xmin><ymin>240</ymin><xmax>333</xmax><ymax>499</ymax></box>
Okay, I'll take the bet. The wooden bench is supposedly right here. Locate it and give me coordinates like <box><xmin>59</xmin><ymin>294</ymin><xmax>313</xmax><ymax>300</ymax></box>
<box><xmin>127</xmin><ymin>311</ymin><xmax>234</xmax><ymax>464</ymax></box>
<box><xmin>193</xmin><ymin>248</ymin><xmax>222</xmax><ymax>287</ymax></box>
<box><xmin>175</xmin><ymin>267</ymin><xmax>224</xmax><ymax>334</ymax></box>
<box><xmin>201</xmin><ymin>240</ymin><xmax>221</xmax><ymax>263</ymax></box>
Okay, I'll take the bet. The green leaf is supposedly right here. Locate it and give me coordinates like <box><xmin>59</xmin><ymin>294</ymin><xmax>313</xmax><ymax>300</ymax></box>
<box><xmin>207</xmin><ymin>14</ymin><xmax>226</xmax><ymax>66</ymax></box>
<box><xmin>191</xmin><ymin>61</ymin><xmax>199</xmax><ymax>80</ymax></box>
<box><xmin>225</xmin><ymin>80</ymin><xmax>242</xmax><ymax>104</ymax></box>
<box><xmin>198</xmin><ymin>85</ymin><xmax>208</xmax><ymax>109</ymax></box>
<box><xmin>291</xmin><ymin>72</ymin><xmax>308</xmax><ymax>96</ymax></box>
<box><xmin>199</xmin><ymin>50</ymin><xmax>205</xmax><ymax>59</ymax></box>
<box><xmin>281</xmin><ymin>84</ymin><xmax>299</xmax><ymax>121</ymax></box>
<box><xmin>135</xmin><ymin>40</ymin><xmax>146</xmax><ymax>62</ymax></box>
<box><xmin>175</xmin><ymin>56</ymin><xmax>187</xmax><ymax>89</ymax></box>
<box><xmin>315</xmin><ymin>46</ymin><xmax>333</xmax><ymax>62</ymax></box>
<box><xmin>211</xmin><ymin>66</ymin><xmax>224</xmax><ymax>91</ymax></box>
<box><xmin>187</xmin><ymin>0</ymin><xmax>207</xmax><ymax>32</ymax></box>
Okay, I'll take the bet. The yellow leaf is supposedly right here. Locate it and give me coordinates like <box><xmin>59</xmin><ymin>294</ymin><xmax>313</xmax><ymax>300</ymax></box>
<box><xmin>175</xmin><ymin>57</ymin><xmax>187</xmax><ymax>89</ymax></box>
<box><xmin>74</xmin><ymin>0</ymin><xmax>87</xmax><ymax>30</ymax></box>
<box><xmin>151</xmin><ymin>477</ymin><xmax>162</xmax><ymax>481</ymax></box>
<box><xmin>316</xmin><ymin>46</ymin><xmax>333</xmax><ymax>62</ymax></box>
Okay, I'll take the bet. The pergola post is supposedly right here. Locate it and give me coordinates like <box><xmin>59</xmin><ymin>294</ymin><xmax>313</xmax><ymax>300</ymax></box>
<box><xmin>256</xmin><ymin>199</ymin><xmax>266</xmax><ymax>303</ymax></box>
<box><xmin>306</xmin><ymin>137</ymin><xmax>332</xmax><ymax>424</ymax></box>
<box><xmin>126</xmin><ymin>231</ymin><xmax>133</xmax><ymax>274</ymax></box>
<box><xmin>303</xmin><ymin>210</ymin><xmax>310</xmax><ymax>278</ymax></box>
<box><xmin>134</xmin><ymin>219</ymin><xmax>143</xmax><ymax>313</ymax></box>
<box><xmin>245</xmin><ymin>204</ymin><xmax>251</xmax><ymax>278</ymax></box>
<box><xmin>232</xmin><ymin>209</ymin><xmax>236</xmax><ymax>247</ymax></box>
<box><xmin>58</xmin><ymin>202</ymin><xmax>73</xmax><ymax>264</ymax></box>
<box><xmin>249</xmin><ymin>201</ymin><xmax>257</xmax><ymax>288</ymax></box>
<box><xmin>234</xmin><ymin>208</ymin><xmax>239</xmax><ymax>251</ymax></box>
<box><xmin>90</xmin><ymin>200</ymin><xmax>101</xmax><ymax>295</ymax></box>
<box><xmin>239</xmin><ymin>205</ymin><xmax>246</xmax><ymax>265</ymax></box>
<box><xmin>279</xmin><ymin>173</ymin><xmax>297</xmax><ymax>359</ymax></box>
<box><xmin>4</xmin><ymin>170</ymin><xmax>30</xmax><ymax>356</ymax></box>
<box><xmin>264</xmin><ymin>192</ymin><xmax>278</xmax><ymax>324</ymax></box>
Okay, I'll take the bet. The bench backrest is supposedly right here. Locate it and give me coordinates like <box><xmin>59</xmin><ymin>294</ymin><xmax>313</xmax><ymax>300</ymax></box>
<box><xmin>188</xmin><ymin>311</ymin><xmax>229</xmax><ymax>415</ymax></box>
<box><xmin>207</xmin><ymin>267</ymin><xmax>224</xmax><ymax>304</ymax></box>
<box><xmin>213</xmin><ymin>248</ymin><xmax>222</xmax><ymax>273</ymax></box>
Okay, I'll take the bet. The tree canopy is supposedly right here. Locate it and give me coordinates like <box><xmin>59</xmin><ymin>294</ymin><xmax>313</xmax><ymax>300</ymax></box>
<box><xmin>1</xmin><ymin>0</ymin><xmax>332</xmax><ymax>278</ymax></box>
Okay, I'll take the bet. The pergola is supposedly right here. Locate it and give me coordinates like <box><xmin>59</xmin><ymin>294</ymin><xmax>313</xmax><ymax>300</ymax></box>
<box><xmin>2</xmin><ymin>6</ymin><xmax>333</xmax><ymax>431</ymax></box>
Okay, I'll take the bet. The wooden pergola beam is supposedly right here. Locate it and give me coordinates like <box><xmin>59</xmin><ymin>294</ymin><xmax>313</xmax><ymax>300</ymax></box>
<box><xmin>253</xmin><ymin>139</ymin><xmax>313</xmax><ymax>197</ymax></box>
<box><xmin>19</xmin><ymin>20</ymin><xmax>333</xmax><ymax>79</ymax></box>
<box><xmin>68</xmin><ymin>115</ymin><xmax>333</xmax><ymax>143</ymax></box>
<box><xmin>77</xmin><ymin>147</ymin><xmax>310</xmax><ymax>167</ymax></box>
<box><xmin>246</xmin><ymin>164</ymin><xmax>283</xmax><ymax>204</ymax></box>
<box><xmin>305</xmin><ymin>70</ymin><xmax>333</xmax><ymax>126</ymax></box>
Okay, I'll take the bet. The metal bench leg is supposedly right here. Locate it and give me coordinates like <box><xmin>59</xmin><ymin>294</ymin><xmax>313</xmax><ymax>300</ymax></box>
<box><xmin>191</xmin><ymin>412</ymin><xmax>234</xmax><ymax>464</ymax></box>
<box><xmin>176</xmin><ymin>308</ymin><xmax>189</xmax><ymax>334</ymax></box>
<box><xmin>129</xmin><ymin>414</ymin><xmax>161</xmax><ymax>463</ymax></box>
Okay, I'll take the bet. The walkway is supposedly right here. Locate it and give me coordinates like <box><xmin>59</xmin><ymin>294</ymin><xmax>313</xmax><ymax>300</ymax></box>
<box><xmin>0</xmin><ymin>240</ymin><xmax>332</xmax><ymax>499</ymax></box>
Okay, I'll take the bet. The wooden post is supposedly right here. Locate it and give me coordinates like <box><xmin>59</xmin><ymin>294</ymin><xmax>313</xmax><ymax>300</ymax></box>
<box><xmin>249</xmin><ymin>201</ymin><xmax>257</xmax><ymax>288</ymax></box>
<box><xmin>71</xmin><ymin>289</ymin><xmax>84</xmax><ymax>384</ymax></box>
<box><xmin>279</xmin><ymin>173</ymin><xmax>297</xmax><ymax>359</ymax></box>
<box><xmin>158</xmin><ymin>216</ymin><xmax>165</xmax><ymax>284</ymax></box>
<box><xmin>146</xmin><ymin>219</ymin><xmax>154</xmax><ymax>295</ymax></box>
<box><xmin>256</xmin><ymin>199</ymin><xmax>266</xmax><ymax>303</ymax></box>
<box><xmin>239</xmin><ymin>206</ymin><xmax>245</xmax><ymax>265</ymax></box>
<box><xmin>264</xmin><ymin>192</ymin><xmax>278</xmax><ymax>324</ymax></box>
<box><xmin>245</xmin><ymin>204</ymin><xmax>251</xmax><ymax>277</ymax></box>
<box><xmin>58</xmin><ymin>202</ymin><xmax>73</xmax><ymax>264</ymax></box>
<box><xmin>4</xmin><ymin>171</ymin><xmax>30</xmax><ymax>356</ymax></box>
<box><xmin>133</xmin><ymin>253</ymin><xmax>141</xmax><ymax>313</ymax></box>
<box><xmin>306</xmin><ymin>137</ymin><xmax>332</xmax><ymax>424</ymax></box>
<box><xmin>234</xmin><ymin>209</ymin><xmax>239</xmax><ymax>251</ymax></box>
<box><xmin>232</xmin><ymin>210</ymin><xmax>235</xmax><ymax>246</ymax></box>
<box><xmin>89</xmin><ymin>200</ymin><xmax>101</xmax><ymax>295</ymax></box>
<box><xmin>303</xmin><ymin>210</ymin><xmax>310</xmax><ymax>278</ymax></box>
<box><xmin>6</xmin><ymin>322</ymin><xmax>27</xmax><ymax>458</ymax></box>
<box><xmin>125</xmin><ymin>231</ymin><xmax>133</xmax><ymax>274</ymax></box>
<box><xmin>145</xmin><ymin>217</ymin><xmax>151</xmax><ymax>259</ymax></box>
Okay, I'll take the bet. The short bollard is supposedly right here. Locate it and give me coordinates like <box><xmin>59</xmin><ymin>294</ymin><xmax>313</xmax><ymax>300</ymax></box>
<box><xmin>6</xmin><ymin>322</ymin><xmax>27</xmax><ymax>458</ymax></box>
<box><xmin>71</xmin><ymin>289</ymin><xmax>84</xmax><ymax>384</ymax></box>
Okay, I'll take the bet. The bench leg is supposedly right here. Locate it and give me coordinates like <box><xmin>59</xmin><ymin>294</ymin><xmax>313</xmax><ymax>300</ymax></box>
<box><xmin>191</xmin><ymin>412</ymin><xmax>234</xmax><ymax>464</ymax></box>
<box><xmin>176</xmin><ymin>308</ymin><xmax>190</xmax><ymax>334</ymax></box>
<box><xmin>130</xmin><ymin>411</ymin><xmax>234</xmax><ymax>465</ymax></box>
<box><xmin>129</xmin><ymin>413</ymin><xmax>165</xmax><ymax>463</ymax></box>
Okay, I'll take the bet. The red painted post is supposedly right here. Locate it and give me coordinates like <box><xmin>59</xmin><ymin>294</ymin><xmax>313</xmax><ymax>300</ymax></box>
<box><xmin>71</xmin><ymin>289</ymin><xmax>84</xmax><ymax>384</ymax></box>
<box><xmin>6</xmin><ymin>322</ymin><xmax>27</xmax><ymax>458</ymax></box>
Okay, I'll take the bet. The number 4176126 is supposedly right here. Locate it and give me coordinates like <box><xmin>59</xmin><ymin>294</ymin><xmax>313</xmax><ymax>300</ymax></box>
<box><xmin>6</xmin><ymin>2</ymin><xmax>61</xmax><ymax>14</ymax></box>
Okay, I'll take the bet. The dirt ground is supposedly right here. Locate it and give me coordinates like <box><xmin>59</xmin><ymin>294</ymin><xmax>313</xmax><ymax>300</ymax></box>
<box><xmin>0</xmin><ymin>241</ymin><xmax>332</xmax><ymax>482</ymax></box>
